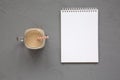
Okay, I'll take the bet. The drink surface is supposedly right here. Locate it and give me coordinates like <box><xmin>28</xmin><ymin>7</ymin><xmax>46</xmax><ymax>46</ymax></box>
<box><xmin>24</xmin><ymin>30</ymin><xmax>44</xmax><ymax>48</ymax></box>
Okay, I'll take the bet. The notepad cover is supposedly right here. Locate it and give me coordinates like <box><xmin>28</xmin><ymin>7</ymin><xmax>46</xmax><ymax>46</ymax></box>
<box><xmin>61</xmin><ymin>8</ymin><xmax>98</xmax><ymax>63</ymax></box>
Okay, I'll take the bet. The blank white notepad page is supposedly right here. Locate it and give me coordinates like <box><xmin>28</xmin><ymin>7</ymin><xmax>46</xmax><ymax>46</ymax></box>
<box><xmin>61</xmin><ymin>8</ymin><xmax>98</xmax><ymax>63</ymax></box>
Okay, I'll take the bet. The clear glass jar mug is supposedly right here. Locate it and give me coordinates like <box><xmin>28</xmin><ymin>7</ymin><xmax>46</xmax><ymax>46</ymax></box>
<box><xmin>16</xmin><ymin>28</ymin><xmax>49</xmax><ymax>49</ymax></box>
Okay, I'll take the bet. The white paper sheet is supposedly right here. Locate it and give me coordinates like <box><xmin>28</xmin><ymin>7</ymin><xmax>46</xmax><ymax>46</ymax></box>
<box><xmin>61</xmin><ymin>8</ymin><xmax>98</xmax><ymax>63</ymax></box>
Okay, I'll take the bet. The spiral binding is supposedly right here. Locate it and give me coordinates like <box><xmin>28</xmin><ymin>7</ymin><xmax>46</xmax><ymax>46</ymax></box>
<box><xmin>61</xmin><ymin>8</ymin><xmax>98</xmax><ymax>12</ymax></box>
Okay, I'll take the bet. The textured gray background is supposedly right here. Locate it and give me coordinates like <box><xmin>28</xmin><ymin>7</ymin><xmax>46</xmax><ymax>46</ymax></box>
<box><xmin>0</xmin><ymin>0</ymin><xmax>120</xmax><ymax>80</ymax></box>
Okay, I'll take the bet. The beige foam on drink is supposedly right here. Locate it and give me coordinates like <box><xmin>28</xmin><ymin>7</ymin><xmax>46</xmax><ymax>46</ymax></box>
<box><xmin>24</xmin><ymin>29</ymin><xmax>44</xmax><ymax>48</ymax></box>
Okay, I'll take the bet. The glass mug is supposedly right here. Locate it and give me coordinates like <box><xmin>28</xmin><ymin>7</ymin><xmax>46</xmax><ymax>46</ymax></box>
<box><xmin>17</xmin><ymin>28</ymin><xmax>49</xmax><ymax>49</ymax></box>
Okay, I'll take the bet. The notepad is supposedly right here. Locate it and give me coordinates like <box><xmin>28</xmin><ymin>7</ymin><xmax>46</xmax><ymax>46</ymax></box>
<box><xmin>61</xmin><ymin>8</ymin><xmax>98</xmax><ymax>63</ymax></box>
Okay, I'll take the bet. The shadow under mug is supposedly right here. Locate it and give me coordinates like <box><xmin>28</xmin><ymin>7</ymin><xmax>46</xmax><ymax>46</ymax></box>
<box><xmin>16</xmin><ymin>28</ymin><xmax>49</xmax><ymax>50</ymax></box>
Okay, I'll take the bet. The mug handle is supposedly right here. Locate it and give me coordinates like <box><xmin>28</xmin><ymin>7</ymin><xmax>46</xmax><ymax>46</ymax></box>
<box><xmin>16</xmin><ymin>36</ymin><xmax>24</xmax><ymax>42</ymax></box>
<box><xmin>37</xmin><ymin>35</ymin><xmax>49</xmax><ymax>40</ymax></box>
<box><xmin>46</xmin><ymin>35</ymin><xmax>49</xmax><ymax>39</ymax></box>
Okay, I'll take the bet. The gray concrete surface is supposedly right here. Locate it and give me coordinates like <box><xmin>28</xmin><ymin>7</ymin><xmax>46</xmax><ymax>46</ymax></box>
<box><xmin>0</xmin><ymin>0</ymin><xmax>120</xmax><ymax>80</ymax></box>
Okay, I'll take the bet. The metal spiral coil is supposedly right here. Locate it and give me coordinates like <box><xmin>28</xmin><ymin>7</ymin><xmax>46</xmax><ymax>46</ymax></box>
<box><xmin>61</xmin><ymin>8</ymin><xmax>98</xmax><ymax>12</ymax></box>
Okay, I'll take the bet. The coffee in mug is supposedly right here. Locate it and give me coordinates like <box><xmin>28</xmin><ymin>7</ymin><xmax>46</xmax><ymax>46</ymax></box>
<box><xmin>17</xmin><ymin>28</ymin><xmax>48</xmax><ymax>49</ymax></box>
